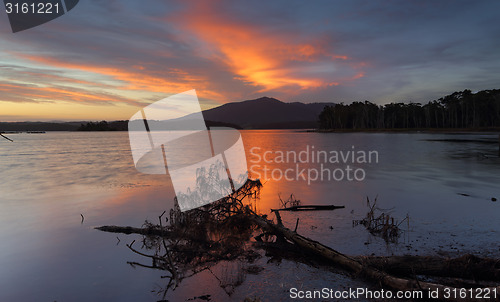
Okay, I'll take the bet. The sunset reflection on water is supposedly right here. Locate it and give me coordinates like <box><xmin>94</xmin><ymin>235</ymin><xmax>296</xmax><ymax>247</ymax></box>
<box><xmin>1</xmin><ymin>131</ymin><xmax>500</xmax><ymax>301</ymax></box>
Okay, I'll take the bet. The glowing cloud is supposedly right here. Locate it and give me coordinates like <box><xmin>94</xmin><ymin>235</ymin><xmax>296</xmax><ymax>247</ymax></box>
<box><xmin>14</xmin><ymin>54</ymin><xmax>224</xmax><ymax>101</ymax></box>
<box><xmin>172</xmin><ymin>2</ymin><xmax>363</xmax><ymax>92</ymax></box>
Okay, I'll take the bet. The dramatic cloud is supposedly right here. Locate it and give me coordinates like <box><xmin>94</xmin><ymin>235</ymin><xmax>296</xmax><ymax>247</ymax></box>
<box><xmin>170</xmin><ymin>2</ymin><xmax>364</xmax><ymax>92</ymax></box>
<box><xmin>0</xmin><ymin>0</ymin><xmax>499</xmax><ymax>120</ymax></box>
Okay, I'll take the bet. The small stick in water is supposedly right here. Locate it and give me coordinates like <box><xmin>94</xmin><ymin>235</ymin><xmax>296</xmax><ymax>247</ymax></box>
<box><xmin>1</xmin><ymin>133</ymin><xmax>13</xmax><ymax>142</ymax></box>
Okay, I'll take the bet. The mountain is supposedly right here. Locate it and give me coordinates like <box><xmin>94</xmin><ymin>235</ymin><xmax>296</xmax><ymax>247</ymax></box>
<box><xmin>0</xmin><ymin>97</ymin><xmax>334</xmax><ymax>131</ymax></box>
<box><xmin>200</xmin><ymin>97</ymin><xmax>334</xmax><ymax>129</ymax></box>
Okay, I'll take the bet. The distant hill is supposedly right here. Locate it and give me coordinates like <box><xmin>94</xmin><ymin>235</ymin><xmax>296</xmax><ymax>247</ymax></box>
<box><xmin>199</xmin><ymin>97</ymin><xmax>334</xmax><ymax>129</ymax></box>
<box><xmin>0</xmin><ymin>97</ymin><xmax>334</xmax><ymax>131</ymax></box>
<box><xmin>0</xmin><ymin>122</ymin><xmax>80</xmax><ymax>131</ymax></box>
<box><xmin>80</xmin><ymin>120</ymin><xmax>242</xmax><ymax>131</ymax></box>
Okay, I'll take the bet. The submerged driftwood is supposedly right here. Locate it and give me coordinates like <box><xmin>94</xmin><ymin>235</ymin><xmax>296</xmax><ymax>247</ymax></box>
<box><xmin>357</xmin><ymin>254</ymin><xmax>500</xmax><ymax>283</ymax></box>
<box><xmin>95</xmin><ymin>179</ymin><xmax>500</xmax><ymax>301</ymax></box>
<box><xmin>353</xmin><ymin>196</ymin><xmax>409</xmax><ymax>243</ymax></box>
<box><xmin>271</xmin><ymin>205</ymin><xmax>345</xmax><ymax>211</ymax></box>
<box><xmin>97</xmin><ymin>211</ymin><xmax>500</xmax><ymax>301</ymax></box>
<box><xmin>250</xmin><ymin>213</ymin><xmax>500</xmax><ymax>302</ymax></box>
<box><xmin>95</xmin><ymin>225</ymin><xmax>171</xmax><ymax>236</ymax></box>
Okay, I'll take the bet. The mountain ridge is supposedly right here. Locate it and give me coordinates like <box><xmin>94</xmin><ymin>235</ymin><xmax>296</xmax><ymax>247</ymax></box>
<box><xmin>0</xmin><ymin>97</ymin><xmax>334</xmax><ymax>131</ymax></box>
<box><xmin>200</xmin><ymin>96</ymin><xmax>334</xmax><ymax>129</ymax></box>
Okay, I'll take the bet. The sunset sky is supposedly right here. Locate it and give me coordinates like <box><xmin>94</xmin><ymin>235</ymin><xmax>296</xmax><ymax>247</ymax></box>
<box><xmin>1</xmin><ymin>0</ymin><xmax>500</xmax><ymax>121</ymax></box>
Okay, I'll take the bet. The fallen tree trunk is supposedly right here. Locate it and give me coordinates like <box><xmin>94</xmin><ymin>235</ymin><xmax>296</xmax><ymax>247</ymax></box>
<box><xmin>271</xmin><ymin>205</ymin><xmax>345</xmax><ymax>211</ymax></box>
<box><xmin>357</xmin><ymin>254</ymin><xmax>500</xmax><ymax>282</ymax></box>
<box><xmin>250</xmin><ymin>213</ymin><xmax>500</xmax><ymax>302</ymax></box>
<box><xmin>95</xmin><ymin>225</ymin><xmax>171</xmax><ymax>236</ymax></box>
<box><xmin>96</xmin><ymin>215</ymin><xmax>500</xmax><ymax>301</ymax></box>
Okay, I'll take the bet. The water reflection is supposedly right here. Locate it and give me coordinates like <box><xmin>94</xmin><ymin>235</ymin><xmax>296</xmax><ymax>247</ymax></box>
<box><xmin>1</xmin><ymin>131</ymin><xmax>500</xmax><ymax>301</ymax></box>
<box><xmin>111</xmin><ymin>180</ymin><xmax>263</xmax><ymax>301</ymax></box>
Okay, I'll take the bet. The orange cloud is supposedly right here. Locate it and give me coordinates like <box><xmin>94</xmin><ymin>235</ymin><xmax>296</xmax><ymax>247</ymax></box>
<box><xmin>0</xmin><ymin>82</ymin><xmax>144</xmax><ymax>106</ymax></box>
<box><xmin>172</xmin><ymin>2</ymin><xmax>360</xmax><ymax>92</ymax></box>
<box><xmin>5</xmin><ymin>4</ymin><xmax>368</xmax><ymax>110</ymax></box>
<box><xmin>14</xmin><ymin>54</ymin><xmax>224</xmax><ymax>101</ymax></box>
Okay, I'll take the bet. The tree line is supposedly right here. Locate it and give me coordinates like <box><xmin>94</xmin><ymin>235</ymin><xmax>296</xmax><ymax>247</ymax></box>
<box><xmin>318</xmin><ymin>89</ymin><xmax>500</xmax><ymax>130</ymax></box>
<box><xmin>77</xmin><ymin>120</ymin><xmax>127</xmax><ymax>131</ymax></box>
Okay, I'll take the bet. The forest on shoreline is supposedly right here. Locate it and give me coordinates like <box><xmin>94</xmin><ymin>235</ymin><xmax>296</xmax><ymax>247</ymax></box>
<box><xmin>3</xmin><ymin>89</ymin><xmax>500</xmax><ymax>132</ymax></box>
<box><xmin>318</xmin><ymin>89</ymin><xmax>500</xmax><ymax>130</ymax></box>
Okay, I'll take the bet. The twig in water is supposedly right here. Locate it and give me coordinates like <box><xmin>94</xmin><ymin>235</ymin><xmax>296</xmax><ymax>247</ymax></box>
<box><xmin>294</xmin><ymin>218</ymin><xmax>299</xmax><ymax>232</ymax></box>
<box><xmin>353</xmin><ymin>196</ymin><xmax>408</xmax><ymax>243</ymax></box>
<box><xmin>271</xmin><ymin>210</ymin><xmax>283</xmax><ymax>226</ymax></box>
<box><xmin>1</xmin><ymin>133</ymin><xmax>13</xmax><ymax>142</ymax></box>
<box><xmin>80</xmin><ymin>214</ymin><xmax>85</xmax><ymax>224</ymax></box>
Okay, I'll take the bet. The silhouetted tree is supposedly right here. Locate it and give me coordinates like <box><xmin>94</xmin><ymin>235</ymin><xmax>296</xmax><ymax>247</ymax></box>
<box><xmin>318</xmin><ymin>89</ymin><xmax>500</xmax><ymax>130</ymax></box>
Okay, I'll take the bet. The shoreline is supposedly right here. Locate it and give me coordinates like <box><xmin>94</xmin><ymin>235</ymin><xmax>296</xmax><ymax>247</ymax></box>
<box><xmin>308</xmin><ymin>127</ymin><xmax>500</xmax><ymax>134</ymax></box>
<box><xmin>3</xmin><ymin>127</ymin><xmax>500</xmax><ymax>134</ymax></box>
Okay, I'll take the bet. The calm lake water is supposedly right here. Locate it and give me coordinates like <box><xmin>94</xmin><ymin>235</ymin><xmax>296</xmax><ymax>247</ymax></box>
<box><xmin>1</xmin><ymin>131</ymin><xmax>499</xmax><ymax>301</ymax></box>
